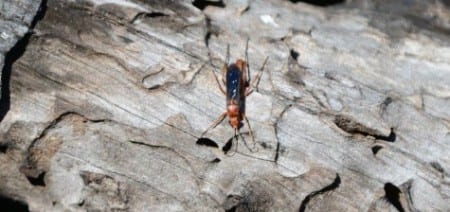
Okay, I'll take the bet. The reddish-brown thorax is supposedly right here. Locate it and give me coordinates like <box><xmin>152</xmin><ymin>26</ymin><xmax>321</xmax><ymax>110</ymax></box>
<box><xmin>235</xmin><ymin>59</ymin><xmax>246</xmax><ymax>72</ymax></box>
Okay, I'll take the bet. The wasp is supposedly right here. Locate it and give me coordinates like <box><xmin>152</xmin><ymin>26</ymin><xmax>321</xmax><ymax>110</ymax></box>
<box><xmin>201</xmin><ymin>40</ymin><xmax>268</xmax><ymax>152</ymax></box>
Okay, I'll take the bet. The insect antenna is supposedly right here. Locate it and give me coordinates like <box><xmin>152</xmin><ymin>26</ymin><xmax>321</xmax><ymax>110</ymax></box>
<box><xmin>245</xmin><ymin>38</ymin><xmax>250</xmax><ymax>84</ymax></box>
<box><xmin>226</xmin><ymin>44</ymin><xmax>230</xmax><ymax>65</ymax></box>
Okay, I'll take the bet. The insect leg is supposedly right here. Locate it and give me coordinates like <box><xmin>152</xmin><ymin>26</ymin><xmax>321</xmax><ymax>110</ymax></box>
<box><xmin>221</xmin><ymin>44</ymin><xmax>230</xmax><ymax>85</ymax></box>
<box><xmin>226</xmin><ymin>129</ymin><xmax>239</xmax><ymax>156</ymax></box>
<box><xmin>207</xmin><ymin>47</ymin><xmax>226</xmax><ymax>95</ymax></box>
<box><xmin>201</xmin><ymin>112</ymin><xmax>227</xmax><ymax>137</ymax></box>
<box><xmin>243</xmin><ymin>114</ymin><xmax>258</xmax><ymax>152</ymax></box>
<box><xmin>246</xmin><ymin>56</ymin><xmax>268</xmax><ymax>96</ymax></box>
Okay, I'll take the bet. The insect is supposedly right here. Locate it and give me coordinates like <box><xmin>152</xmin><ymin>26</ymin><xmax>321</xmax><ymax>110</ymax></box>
<box><xmin>201</xmin><ymin>39</ymin><xmax>268</xmax><ymax>152</ymax></box>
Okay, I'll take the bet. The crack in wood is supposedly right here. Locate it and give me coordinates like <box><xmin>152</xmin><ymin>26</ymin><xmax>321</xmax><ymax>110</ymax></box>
<box><xmin>127</xmin><ymin>139</ymin><xmax>200</xmax><ymax>185</ymax></box>
<box><xmin>130</xmin><ymin>11</ymin><xmax>169</xmax><ymax>24</ymax></box>
<box><xmin>25</xmin><ymin>35</ymin><xmax>201</xmax><ymax>139</ymax></box>
<box><xmin>298</xmin><ymin>173</ymin><xmax>341</xmax><ymax>212</ymax></box>
<box><xmin>20</xmin><ymin>111</ymin><xmax>112</xmax><ymax>186</ymax></box>
<box><xmin>0</xmin><ymin>0</ymin><xmax>48</xmax><ymax>122</ymax></box>
<box><xmin>192</xmin><ymin>0</ymin><xmax>226</xmax><ymax>10</ymax></box>
<box><xmin>384</xmin><ymin>183</ymin><xmax>405</xmax><ymax>212</ymax></box>
<box><xmin>196</xmin><ymin>138</ymin><xmax>219</xmax><ymax>148</ymax></box>
<box><xmin>333</xmin><ymin>114</ymin><xmax>396</xmax><ymax>142</ymax></box>
<box><xmin>59</xmin><ymin>151</ymin><xmax>182</xmax><ymax>202</ymax></box>
<box><xmin>273</xmin><ymin>103</ymin><xmax>292</xmax><ymax>163</ymax></box>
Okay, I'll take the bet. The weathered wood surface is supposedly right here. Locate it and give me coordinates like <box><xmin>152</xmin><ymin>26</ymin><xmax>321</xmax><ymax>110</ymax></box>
<box><xmin>0</xmin><ymin>0</ymin><xmax>449</xmax><ymax>211</ymax></box>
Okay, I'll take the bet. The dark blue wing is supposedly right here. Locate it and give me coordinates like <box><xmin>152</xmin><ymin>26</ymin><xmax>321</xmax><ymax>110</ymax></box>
<box><xmin>226</xmin><ymin>65</ymin><xmax>241</xmax><ymax>102</ymax></box>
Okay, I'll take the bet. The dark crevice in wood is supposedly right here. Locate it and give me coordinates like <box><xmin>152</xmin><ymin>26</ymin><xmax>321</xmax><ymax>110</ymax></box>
<box><xmin>0</xmin><ymin>0</ymin><xmax>47</xmax><ymax>122</ymax></box>
<box><xmin>225</xmin><ymin>207</ymin><xmax>236</xmax><ymax>212</ymax></box>
<box><xmin>290</xmin><ymin>49</ymin><xmax>299</xmax><ymax>60</ymax></box>
<box><xmin>384</xmin><ymin>183</ymin><xmax>405</xmax><ymax>212</ymax></box>
<box><xmin>274</xmin><ymin>142</ymin><xmax>281</xmax><ymax>162</ymax></box>
<box><xmin>371</xmin><ymin>145</ymin><xmax>383</xmax><ymax>155</ymax></box>
<box><xmin>20</xmin><ymin>112</ymin><xmax>110</xmax><ymax>188</ymax></box>
<box><xmin>289</xmin><ymin>0</ymin><xmax>345</xmax><ymax>7</ymax></box>
<box><xmin>224</xmin><ymin>194</ymin><xmax>241</xmax><ymax>212</ymax></box>
<box><xmin>0</xmin><ymin>31</ymin><xmax>28</xmax><ymax>122</ymax></box>
<box><xmin>128</xmin><ymin>140</ymin><xmax>171</xmax><ymax>150</ymax></box>
<box><xmin>374</xmin><ymin>128</ymin><xmax>396</xmax><ymax>142</ymax></box>
<box><xmin>0</xmin><ymin>195</ymin><xmax>29</xmax><ymax>212</ymax></box>
<box><xmin>0</xmin><ymin>143</ymin><xmax>9</xmax><ymax>153</ymax></box>
<box><xmin>260</xmin><ymin>142</ymin><xmax>271</xmax><ymax>149</ymax></box>
<box><xmin>204</xmin><ymin>17</ymin><xmax>220</xmax><ymax>48</ymax></box>
<box><xmin>130</xmin><ymin>11</ymin><xmax>169</xmax><ymax>24</ymax></box>
<box><xmin>299</xmin><ymin>173</ymin><xmax>341</xmax><ymax>212</ymax></box>
<box><xmin>430</xmin><ymin>161</ymin><xmax>445</xmax><ymax>174</ymax></box>
<box><xmin>273</xmin><ymin>104</ymin><xmax>292</xmax><ymax>163</ymax></box>
<box><xmin>144</xmin><ymin>12</ymin><xmax>168</xmax><ymax>18</ymax></box>
<box><xmin>30</xmin><ymin>0</ymin><xmax>48</xmax><ymax>29</ymax></box>
<box><xmin>211</xmin><ymin>158</ymin><xmax>221</xmax><ymax>163</ymax></box>
<box><xmin>222</xmin><ymin>137</ymin><xmax>234</xmax><ymax>154</ymax></box>
<box><xmin>380</xmin><ymin>96</ymin><xmax>393</xmax><ymax>112</ymax></box>
<box><xmin>204</xmin><ymin>31</ymin><xmax>212</xmax><ymax>47</ymax></box>
<box><xmin>334</xmin><ymin>115</ymin><xmax>396</xmax><ymax>142</ymax></box>
<box><xmin>25</xmin><ymin>171</ymin><xmax>46</xmax><ymax>187</ymax></box>
<box><xmin>19</xmin><ymin>163</ymin><xmax>47</xmax><ymax>187</ymax></box>
<box><xmin>192</xmin><ymin>0</ymin><xmax>226</xmax><ymax>10</ymax></box>
<box><xmin>196</xmin><ymin>138</ymin><xmax>219</xmax><ymax>148</ymax></box>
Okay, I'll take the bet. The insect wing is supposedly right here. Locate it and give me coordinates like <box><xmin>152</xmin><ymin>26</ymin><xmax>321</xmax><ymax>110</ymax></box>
<box><xmin>226</xmin><ymin>65</ymin><xmax>241</xmax><ymax>103</ymax></box>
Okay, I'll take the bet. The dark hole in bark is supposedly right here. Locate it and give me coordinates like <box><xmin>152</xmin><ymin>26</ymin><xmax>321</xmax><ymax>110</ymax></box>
<box><xmin>146</xmin><ymin>12</ymin><xmax>168</xmax><ymax>18</ymax></box>
<box><xmin>0</xmin><ymin>143</ymin><xmax>8</xmax><ymax>153</ymax></box>
<box><xmin>225</xmin><ymin>207</ymin><xmax>236</xmax><ymax>212</ymax></box>
<box><xmin>430</xmin><ymin>161</ymin><xmax>444</xmax><ymax>173</ymax></box>
<box><xmin>289</xmin><ymin>0</ymin><xmax>345</xmax><ymax>7</ymax></box>
<box><xmin>382</xmin><ymin>97</ymin><xmax>393</xmax><ymax>107</ymax></box>
<box><xmin>260</xmin><ymin>142</ymin><xmax>270</xmax><ymax>149</ymax></box>
<box><xmin>0</xmin><ymin>195</ymin><xmax>29</xmax><ymax>212</ymax></box>
<box><xmin>290</xmin><ymin>49</ymin><xmax>299</xmax><ymax>60</ymax></box>
<box><xmin>196</xmin><ymin>138</ymin><xmax>219</xmax><ymax>148</ymax></box>
<box><xmin>26</xmin><ymin>171</ymin><xmax>46</xmax><ymax>187</ymax></box>
<box><xmin>371</xmin><ymin>145</ymin><xmax>383</xmax><ymax>155</ymax></box>
<box><xmin>192</xmin><ymin>0</ymin><xmax>226</xmax><ymax>10</ymax></box>
<box><xmin>211</xmin><ymin>158</ymin><xmax>221</xmax><ymax>163</ymax></box>
<box><xmin>374</xmin><ymin>128</ymin><xmax>396</xmax><ymax>142</ymax></box>
<box><xmin>274</xmin><ymin>142</ymin><xmax>281</xmax><ymax>162</ymax></box>
<box><xmin>131</xmin><ymin>12</ymin><xmax>169</xmax><ymax>23</ymax></box>
<box><xmin>205</xmin><ymin>31</ymin><xmax>212</xmax><ymax>47</ymax></box>
<box><xmin>384</xmin><ymin>183</ymin><xmax>405</xmax><ymax>212</ymax></box>
<box><xmin>222</xmin><ymin>137</ymin><xmax>234</xmax><ymax>154</ymax></box>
